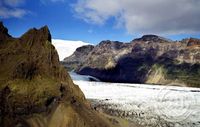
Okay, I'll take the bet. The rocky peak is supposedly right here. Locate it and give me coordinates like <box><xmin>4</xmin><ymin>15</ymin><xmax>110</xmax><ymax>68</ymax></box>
<box><xmin>98</xmin><ymin>40</ymin><xmax>112</xmax><ymax>45</ymax></box>
<box><xmin>0</xmin><ymin>22</ymin><xmax>11</xmax><ymax>41</ymax></box>
<box><xmin>76</xmin><ymin>45</ymin><xmax>94</xmax><ymax>53</ymax></box>
<box><xmin>134</xmin><ymin>34</ymin><xmax>171</xmax><ymax>42</ymax></box>
<box><xmin>20</xmin><ymin>26</ymin><xmax>51</xmax><ymax>46</ymax></box>
<box><xmin>63</xmin><ymin>45</ymin><xmax>95</xmax><ymax>70</ymax></box>
<box><xmin>0</xmin><ymin>24</ymin><xmax>64</xmax><ymax>81</ymax></box>
<box><xmin>183</xmin><ymin>38</ymin><xmax>200</xmax><ymax>47</ymax></box>
<box><xmin>97</xmin><ymin>40</ymin><xmax>124</xmax><ymax>50</ymax></box>
<box><xmin>99</xmin><ymin>40</ymin><xmax>123</xmax><ymax>45</ymax></box>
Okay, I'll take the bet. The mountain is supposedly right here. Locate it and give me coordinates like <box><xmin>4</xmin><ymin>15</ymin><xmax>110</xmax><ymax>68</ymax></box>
<box><xmin>0</xmin><ymin>22</ymin><xmax>112</xmax><ymax>127</ymax></box>
<box><xmin>62</xmin><ymin>45</ymin><xmax>94</xmax><ymax>71</ymax></box>
<box><xmin>63</xmin><ymin>35</ymin><xmax>200</xmax><ymax>87</ymax></box>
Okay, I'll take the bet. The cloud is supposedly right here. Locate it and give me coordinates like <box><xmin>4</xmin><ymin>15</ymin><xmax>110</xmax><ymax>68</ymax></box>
<box><xmin>72</xmin><ymin>0</ymin><xmax>200</xmax><ymax>35</ymax></box>
<box><xmin>52</xmin><ymin>39</ymin><xmax>91</xmax><ymax>61</ymax></box>
<box><xmin>0</xmin><ymin>7</ymin><xmax>27</xmax><ymax>18</ymax></box>
<box><xmin>40</xmin><ymin>0</ymin><xmax>65</xmax><ymax>4</ymax></box>
<box><xmin>0</xmin><ymin>0</ymin><xmax>28</xmax><ymax>18</ymax></box>
<box><xmin>50</xmin><ymin>0</ymin><xmax>65</xmax><ymax>2</ymax></box>
<box><xmin>73</xmin><ymin>0</ymin><xmax>120</xmax><ymax>25</ymax></box>
<box><xmin>4</xmin><ymin>0</ymin><xmax>25</xmax><ymax>7</ymax></box>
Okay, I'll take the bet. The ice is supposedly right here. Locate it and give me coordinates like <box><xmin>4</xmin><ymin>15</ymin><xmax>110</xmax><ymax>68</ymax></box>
<box><xmin>69</xmin><ymin>72</ymin><xmax>100</xmax><ymax>81</ymax></box>
<box><xmin>71</xmin><ymin>73</ymin><xmax>200</xmax><ymax>127</ymax></box>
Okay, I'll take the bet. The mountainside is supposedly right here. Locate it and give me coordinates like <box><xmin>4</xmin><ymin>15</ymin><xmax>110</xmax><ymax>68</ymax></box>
<box><xmin>0</xmin><ymin>22</ymin><xmax>112</xmax><ymax>127</ymax></box>
<box><xmin>62</xmin><ymin>45</ymin><xmax>94</xmax><ymax>71</ymax></box>
<box><xmin>63</xmin><ymin>35</ymin><xmax>200</xmax><ymax>87</ymax></box>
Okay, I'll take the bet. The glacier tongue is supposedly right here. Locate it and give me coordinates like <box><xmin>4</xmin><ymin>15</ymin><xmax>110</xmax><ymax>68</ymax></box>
<box><xmin>71</xmin><ymin>73</ymin><xmax>200</xmax><ymax>127</ymax></box>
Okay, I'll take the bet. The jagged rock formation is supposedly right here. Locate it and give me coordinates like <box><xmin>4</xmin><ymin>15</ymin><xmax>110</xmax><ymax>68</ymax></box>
<box><xmin>0</xmin><ymin>22</ymin><xmax>112</xmax><ymax>127</ymax></box>
<box><xmin>0</xmin><ymin>22</ymin><xmax>11</xmax><ymax>42</ymax></box>
<box><xmin>63</xmin><ymin>35</ymin><xmax>200</xmax><ymax>87</ymax></box>
<box><xmin>62</xmin><ymin>45</ymin><xmax>94</xmax><ymax>71</ymax></box>
<box><xmin>134</xmin><ymin>35</ymin><xmax>172</xmax><ymax>42</ymax></box>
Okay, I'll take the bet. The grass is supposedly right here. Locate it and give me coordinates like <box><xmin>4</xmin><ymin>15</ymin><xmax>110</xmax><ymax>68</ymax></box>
<box><xmin>0</xmin><ymin>76</ymin><xmax>60</xmax><ymax>112</ymax></box>
<box><xmin>153</xmin><ymin>60</ymin><xmax>200</xmax><ymax>87</ymax></box>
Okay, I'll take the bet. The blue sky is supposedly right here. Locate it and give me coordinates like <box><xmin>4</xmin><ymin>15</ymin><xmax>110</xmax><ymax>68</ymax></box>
<box><xmin>1</xmin><ymin>0</ymin><xmax>200</xmax><ymax>44</ymax></box>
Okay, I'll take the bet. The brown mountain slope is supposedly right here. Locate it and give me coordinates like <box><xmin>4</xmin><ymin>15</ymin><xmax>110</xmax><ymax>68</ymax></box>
<box><xmin>63</xmin><ymin>35</ymin><xmax>200</xmax><ymax>87</ymax></box>
<box><xmin>0</xmin><ymin>22</ymin><xmax>113</xmax><ymax>127</ymax></box>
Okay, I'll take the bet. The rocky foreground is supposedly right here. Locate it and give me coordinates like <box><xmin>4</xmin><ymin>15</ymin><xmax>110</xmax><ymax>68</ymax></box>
<box><xmin>0</xmin><ymin>22</ymin><xmax>114</xmax><ymax>127</ymax></box>
<box><xmin>63</xmin><ymin>35</ymin><xmax>200</xmax><ymax>87</ymax></box>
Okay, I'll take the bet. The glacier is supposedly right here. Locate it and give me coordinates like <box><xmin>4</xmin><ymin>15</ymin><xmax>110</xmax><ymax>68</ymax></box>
<box><xmin>71</xmin><ymin>73</ymin><xmax>200</xmax><ymax>127</ymax></box>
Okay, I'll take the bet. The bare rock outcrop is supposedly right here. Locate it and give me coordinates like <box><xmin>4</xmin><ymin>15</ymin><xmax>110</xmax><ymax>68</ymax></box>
<box><xmin>0</xmin><ymin>22</ymin><xmax>112</xmax><ymax>127</ymax></box>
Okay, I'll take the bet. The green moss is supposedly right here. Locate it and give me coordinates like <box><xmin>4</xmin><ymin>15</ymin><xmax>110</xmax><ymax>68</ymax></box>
<box><xmin>0</xmin><ymin>76</ymin><xmax>60</xmax><ymax>108</ymax></box>
<box><xmin>156</xmin><ymin>60</ymin><xmax>200</xmax><ymax>87</ymax></box>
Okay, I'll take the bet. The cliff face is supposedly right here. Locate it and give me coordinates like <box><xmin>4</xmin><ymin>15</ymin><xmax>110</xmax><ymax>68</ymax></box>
<box><xmin>62</xmin><ymin>45</ymin><xmax>94</xmax><ymax>71</ymax></box>
<box><xmin>0</xmin><ymin>22</ymin><xmax>112</xmax><ymax>127</ymax></box>
<box><xmin>63</xmin><ymin>35</ymin><xmax>200</xmax><ymax>87</ymax></box>
<box><xmin>0</xmin><ymin>22</ymin><xmax>11</xmax><ymax>42</ymax></box>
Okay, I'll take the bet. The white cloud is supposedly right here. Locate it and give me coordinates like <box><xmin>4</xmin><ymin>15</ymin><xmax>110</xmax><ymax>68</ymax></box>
<box><xmin>50</xmin><ymin>0</ymin><xmax>64</xmax><ymax>2</ymax></box>
<box><xmin>0</xmin><ymin>7</ymin><xmax>27</xmax><ymax>18</ymax></box>
<box><xmin>73</xmin><ymin>0</ymin><xmax>121</xmax><ymax>25</ymax></box>
<box><xmin>73</xmin><ymin>0</ymin><xmax>200</xmax><ymax>35</ymax></box>
<box><xmin>3</xmin><ymin>0</ymin><xmax>25</xmax><ymax>7</ymax></box>
<box><xmin>52</xmin><ymin>39</ymin><xmax>91</xmax><ymax>61</ymax></box>
<box><xmin>0</xmin><ymin>0</ymin><xmax>28</xmax><ymax>18</ymax></box>
<box><xmin>40</xmin><ymin>0</ymin><xmax>65</xmax><ymax>4</ymax></box>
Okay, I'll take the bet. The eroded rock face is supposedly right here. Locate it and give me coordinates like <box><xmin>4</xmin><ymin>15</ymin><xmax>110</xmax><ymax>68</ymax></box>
<box><xmin>63</xmin><ymin>35</ymin><xmax>200</xmax><ymax>87</ymax></box>
<box><xmin>182</xmin><ymin>38</ymin><xmax>200</xmax><ymax>47</ymax></box>
<box><xmin>0</xmin><ymin>22</ymin><xmax>11</xmax><ymax>42</ymax></box>
<box><xmin>0</xmin><ymin>22</ymin><xmax>112</xmax><ymax>127</ymax></box>
<box><xmin>62</xmin><ymin>45</ymin><xmax>94</xmax><ymax>71</ymax></box>
<box><xmin>133</xmin><ymin>34</ymin><xmax>172</xmax><ymax>42</ymax></box>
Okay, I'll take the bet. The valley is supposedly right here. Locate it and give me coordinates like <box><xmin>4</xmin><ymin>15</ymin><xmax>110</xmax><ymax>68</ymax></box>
<box><xmin>71</xmin><ymin>73</ymin><xmax>200</xmax><ymax>127</ymax></box>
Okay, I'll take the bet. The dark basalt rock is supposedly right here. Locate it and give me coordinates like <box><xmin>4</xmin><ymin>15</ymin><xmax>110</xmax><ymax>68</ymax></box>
<box><xmin>98</xmin><ymin>40</ymin><xmax>124</xmax><ymax>49</ymax></box>
<box><xmin>78</xmin><ymin>55</ymin><xmax>154</xmax><ymax>83</ymax></box>
<box><xmin>75</xmin><ymin>45</ymin><xmax>94</xmax><ymax>55</ymax></box>
<box><xmin>134</xmin><ymin>34</ymin><xmax>171</xmax><ymax>42</ymax></box>
<box><xmin>62</xmin><ymin>45</ymin><xmax>95</xmax><ymax>71</ymax></box>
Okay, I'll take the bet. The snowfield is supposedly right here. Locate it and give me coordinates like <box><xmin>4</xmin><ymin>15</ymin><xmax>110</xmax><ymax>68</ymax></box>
<box><xmin>71</xmin><ymin>73</ymin><xmax>200</xmax><ymax>127</ymax></box>
<box><xmin>69</xmin><ymin>72</ymin><xmax>100</xmax><ymax>81</ymax></box>
<box><xmin>52</xmin><ymin>39</ymin><xmax>90</xmax><ymax>60</ymax></box>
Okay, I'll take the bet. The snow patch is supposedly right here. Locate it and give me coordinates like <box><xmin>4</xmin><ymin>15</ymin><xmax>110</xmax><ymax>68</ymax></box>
<box><xmin>69</xmin><ymin>72</ymin><xmax>100</xmax><ymax>81</ymax></box>
<box><xmin>52</xmin><ymin>39</ymin><xmax>90</xmax><ymax>61</ymax></box>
